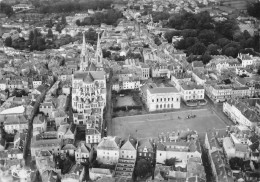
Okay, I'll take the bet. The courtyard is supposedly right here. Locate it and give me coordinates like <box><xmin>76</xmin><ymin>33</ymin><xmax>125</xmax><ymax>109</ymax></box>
<box><xmin>111</xmin><ymin>108</ymin><xmax>228</xmax><ymax>138</ymax></box>
<box><xmin>116</xmin><ymin>95</ymin><xmax>136</xmax><ymax>107</ymax></box>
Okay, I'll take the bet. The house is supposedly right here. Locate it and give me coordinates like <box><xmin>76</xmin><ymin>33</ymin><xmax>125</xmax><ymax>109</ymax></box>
<box><xmin>57</xmin><ymin>122</ymin><xmax>70</xmax><ymax>139</ymax></box>
<box><xmin>191</xmin><ymin>70</ymin><xmax>207</xmax><ymax>86</ymax></box>
<box><xmin>140</xmin><ymin>83</ymin><xmax>181</xmax><ymax>112</ymax></box>
<box><xmin>156</xmin><ymin>131</ymin><xmax>201</xmax><ymax>168</ymax></box>
<box><xmin>223</xmin><ymin>99</ymin><xmax>260</xmax><ymax>127</ymax></box>
<box><xmin>114</xmin><ymin>136</ymin><xmax>137</xmax><ymax>180</ymax></box>
<box><xmin>0</xmin><ymin>115</ymin><xmax>28</xmax><ymax>134</ymax></box>
<box><xmin>35</xmin><ymin>150</ymin><xmax>59</xmax><ymax>175</ymax></box>
<box><xmin>119</xmin><ymin>135</ymin><xmax>138</xmax><ymax>160</ymax></box>
<box><xmin>33</xmin><ymin>114</ymin><xmax>47</xmax><ymax>136</ymax></box>
<box><xmin>205</xmin><ymin>84</ymin><xmax>233</xmax><ymax>102</ymax></box>
<box><xmin>75</xmin><ymin>142</ymin><xmax>90</xmax><ymax>163</ymax></box>
<box><xmin>39</xmin><ymin>101</ymin><xmax>55</xmax><ymax>117</ymax></box>
<box><xmin>7</xmin><ymin>148</ymin><xmax>23</xmax><ymax>160</ymax></box>
<box><xmin>89</xmin><ymin>168</ymin><xmax>114</xmax><ymax>181</ymax></box>
<box><xmin>96</xmin><ymin>136</ymin><xmax>121</xmax><ymax>165</ymax></box>
<box><xmin>238</xmin><ymin>53</ymin><xmax>253</xmax><ymax>67</ymax></box>
<box><xmin>13</xmin><ymin>131</ymin><xmax>26</xmax><ymax>149</ymax></box>
<box><xmin>0</xmin><ymin>79</ymin><xmax>7</xmax><ymax>91</ymax></box>
<box><xmin>42</xmin><ymin>170</ymin><xmax>60</xmax><ymax>182</ymax></box>
<box><xmin>32</xmin><ymin>78</ymin><xmax>43</xmax><ymax>89</ymax></box>
<box><xmin>12</xmin><ymin>3</ymin><xmax>34</xmax><ymax>11</ymax></box>
<box><xmin>179</xmin><ymin>81</ymin><xmax>205</xmax><ymax>101</ymax></box>
<box><xmin>63</xmin><ymin>123</ymin><xmax>76</xmax><ymax>142</ymax></box>
<box><xmin>137</xmin><ymin>138</ymin><xmax>155</xmax><ymax>164</ymax></box>
<box><xmin>31</xmin><ymin>133</ymin><xmax>62</xmax><ymax>157</ymax></box>
<box><xmin>86</xmin><ymin>128</ymin><xmax>101</xmax><ymax>145</ymax></box>
<box><xmin>61</xmin><ymin>163</ymin><xmax>85</xmax><ymax>182</ymax></box>
<box><xmin>0</xmin><ymin>134</ymin><xmax>6</xmax><ymax>151</ymax></box>
<box><xmin>61</xmin><ymin>143</ymin><xmax>77</xmax><ymax>157</ymax></box>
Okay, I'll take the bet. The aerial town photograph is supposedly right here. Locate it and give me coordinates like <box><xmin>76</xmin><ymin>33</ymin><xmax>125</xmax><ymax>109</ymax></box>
<box><xmin>1</xmin><ymin>0</ymin><xmax>260</xmax><ymax>181</ymax></box>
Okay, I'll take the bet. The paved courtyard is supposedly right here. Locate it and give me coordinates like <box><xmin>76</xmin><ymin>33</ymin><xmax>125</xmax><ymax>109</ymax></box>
<box><xmin>116</xmin><ymin>95</ymin><xmax>136</xmax><ymax>107</ymax></box>
<box><xmin>111</xmin><ymin>108</ymin><xmax>228</xmax><ymax>138</ymax></box>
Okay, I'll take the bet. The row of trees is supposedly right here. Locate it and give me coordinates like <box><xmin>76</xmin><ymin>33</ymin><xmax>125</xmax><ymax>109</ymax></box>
<box><xmin>76</xmin><ymin>9</ymin><xmax>123</xmax><ymax>26</ymax></box>
<box><xmin>10</xmin><ymin>27</ymin><xmax>98</xmax><ymax>51</ymax></box>
<box><xmin>0</xmin><ymin>3</ymin><xmax>14</xmax><ymax>17</ymax></box>
<box><xmin>39</xmin><ymin>0</ymin><xmax>112</xmax><ymax>14</ymax></box>
<box><xmin>247</xmin><ymin>1</ymin><xmax>260</xmax><ymax>19</ymax></box>
<box><xmin>163</xmin><ymin>11</ymin><xmax>259</xmax><ymax>64</ymax></box>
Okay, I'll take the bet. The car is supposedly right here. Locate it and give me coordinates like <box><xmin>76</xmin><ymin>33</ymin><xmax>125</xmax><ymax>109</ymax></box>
<box><xmin>119</xmin><ymin>94</ymin><xmax>125</xmax><ymax>97</ymax></box>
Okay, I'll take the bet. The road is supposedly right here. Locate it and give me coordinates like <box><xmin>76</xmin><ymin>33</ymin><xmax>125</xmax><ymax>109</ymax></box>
<box><xmin>103</xmin><ymin>69</ymin><xmax>113</xmax><ymax>137</ymax></box>
<box><xmin>204</xmin><ymin>95</ymin><xmax>234</xmax><ymax>126</ymax></box>
<box><xmin>23</xmin><ymin>83</ymin><xmax>53</xmax><ymax>166</ymax></box>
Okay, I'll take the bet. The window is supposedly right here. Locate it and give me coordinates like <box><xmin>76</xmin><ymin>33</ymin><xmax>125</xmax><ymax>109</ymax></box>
<box><xmin>152</xmin><ymin>99</ymin><xmax>154</xmax><ymax>102</ymax></box>
<box><xmin>160</xmin><ymin>153</ymin><xmax>162</xmax><ymax>156</ymax></box>
<box><xmin>164</xmin><ymin>98</ymin><xmax>166</xmax><ymax>101</ymax></box>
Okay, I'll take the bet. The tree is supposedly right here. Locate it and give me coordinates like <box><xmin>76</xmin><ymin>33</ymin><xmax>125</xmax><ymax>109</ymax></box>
<box><xmin>201</xmin><ymin>52</ymin><xmax>212</xmax><ymax>64</ymax></box>
<box><xmin>247</xmin><ymin>2</ymin><xmax>260</xmax><ymax>18</ymax></box>
<box><xmin>243</xmin><ymin>30</ymin><xmax>251</xmax><ymax>40</ymax></box>
<box><xmin>37</xmin><ymin>37</ymin><xmax>46</xmax><ymax>51</ymax></box>
<box><xmin>154</xmin><ymin>36</ymin><xmax>162</xmax><ymax>46</ymax></box>
<box><xmin>61</xmin><ymin>15</ymin><xmax>67</xmax><ymax>25</ymax></box>
<box><xmin>56</xmin><ymin>23</ymin><xmax>62</xmax><ymax>33</ymax></box>
<box><xmin>134</xmin><ymin>159</ymin><xmax>152</xmax><ymax>178</ymax></box>
<box><xmin>216</xmin><ymin>38</ymin><xmax>230</xmax><ymax>48</ymax></box>
<box><xmin>207</xmin><ymin>44</ymin><xmax>220</xmax><ymax>55</ymax></box>
<box><xmin>223</xmin><ymin>47</ymin><xmax>238</xmax><ymax>57</ymax></box>
<box><xmin>181</xmin><ymin>29</ymin><xmax>198</xmax><ymax>38</ymax></box>
<box><xmin>75</xmin><ymin>19</ymin><xmax>81</xmax><ymax>26</ymax></box>
<box><xmin>4</xmin><ymin>37</ymin><xmax>12</xmax><ymax>47</ymax></box>
<box><xmin>215</xmin><ymin>19</ymin><xmax>239</xmax><ymax>40</ymax></box>
<box><xmin>188</xmin><ymin>42</ymin><xmax>206</xmax><ymax>55</ymax></box>
<box><xmin>229</xmin><ymin>157</ymin><xmax>244</xmax><ymax>170</ymax></box>
<box><xmin>164</xmin><ymin>31</ymin><xmax>181</xmax><ymax>43</ymax></box>
<box><xmin>46</xmin><ymin>19</ymin><xmax>53</xmax><ymax>28</ymax></box>
<box><xmin>198</xmin><ymin>29</ymin><xmax>216</xmax><ymax>45</ymax></box>
<box><xmin>165</xmin><ymin>158</ymin><xmax>176</xmax><ymax>167</ymax></box>
<box><xmin>0</xmin><ymin>3</ymin><xmax>14</xmax><ymax>17</ymax></box>
<box><xmin>28</xmin><ymin>31</ymin><xmax>34</xmax><ymax>45</ymax></box>
<box><xmin>47</xmin><ymin>28</ymin><xmax>53</xmax><ymax>38</ymax></box>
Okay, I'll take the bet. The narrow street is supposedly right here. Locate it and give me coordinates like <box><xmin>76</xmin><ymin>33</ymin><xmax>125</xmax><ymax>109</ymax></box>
<box><xmin>103</xmin><ymin>69</ymin><xmax>113</xmax><ymax>137</ymax></box>
<box><xmin>23</xmin><ymin>86</ymin><xmax>50</xmax><ymax>166</ymax></box>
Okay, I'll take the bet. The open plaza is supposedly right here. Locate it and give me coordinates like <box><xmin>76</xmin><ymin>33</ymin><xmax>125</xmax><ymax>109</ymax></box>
<box><xmin>111</xmin><ymin>108</ymin><xmax>228</xmax><ymax>138</ymax></box>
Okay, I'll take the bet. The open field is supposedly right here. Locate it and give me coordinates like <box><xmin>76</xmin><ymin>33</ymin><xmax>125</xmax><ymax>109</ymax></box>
<box><xmin>111</xmin><ymin>108</ymin><xmax>228</xmax><ymax>138</ymax></box>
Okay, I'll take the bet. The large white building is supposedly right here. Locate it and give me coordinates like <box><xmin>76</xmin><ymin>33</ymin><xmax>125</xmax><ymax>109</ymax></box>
<box><xmin>72</xmin><ymin>32</ymin><xmax>106</xmax><ymax>145</ymax></box>
<box><xmin>140</xmin><ymin>83</ymin><xmax>181</xmax><ymax>112</ymax></box>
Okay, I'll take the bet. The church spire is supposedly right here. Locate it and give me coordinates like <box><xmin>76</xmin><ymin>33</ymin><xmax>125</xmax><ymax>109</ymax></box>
<box><xmin>81</xmin><ymin>31</ymin><xmax>86</xmax><ymax>57</ymax></box>
<box><xmin>80</xmin><ymin>31</ymin><xmax>90</xmax><ymax>71</ymax></box>
<box><xmin>95</xmin><ymin>32</ymin><xmax>103</xmax><ymax>66</ymax></box>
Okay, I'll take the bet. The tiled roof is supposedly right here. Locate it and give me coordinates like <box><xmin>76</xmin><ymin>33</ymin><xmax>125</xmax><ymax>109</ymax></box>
<box><xmin>121</xmin><ymin>136</ymin><xmax>137</xmax><ymax>150</ymax></box>
<box><xmin>74</xmin><ymin>71</ymin><xmax>105</xmax><ymax>81</ymax></box>
<box><xmin>97</xmin><ymin>136</ymin><xmax>121</xmax><ymax>150</ymax></box>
